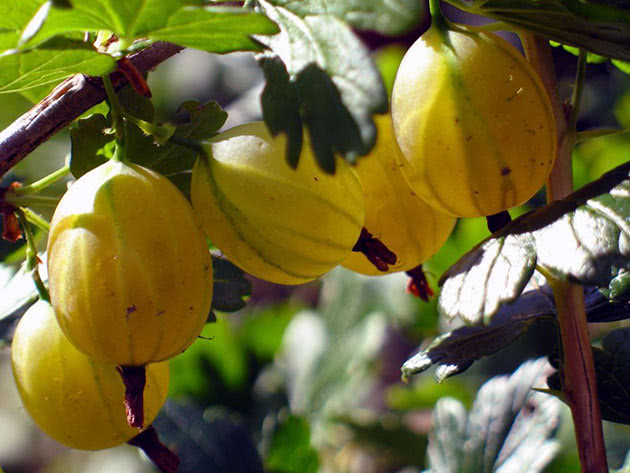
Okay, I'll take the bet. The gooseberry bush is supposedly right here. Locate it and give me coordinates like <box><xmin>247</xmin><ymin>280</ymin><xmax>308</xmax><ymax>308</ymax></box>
<box><xmin>0</xmin><ymin>1</ymin><xmax>629</xmax><ymax>473</ymax></box>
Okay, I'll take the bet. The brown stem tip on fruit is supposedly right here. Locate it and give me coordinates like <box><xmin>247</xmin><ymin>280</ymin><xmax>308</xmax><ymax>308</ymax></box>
<box><xmin>128</xmin><ymin>425</ymin><xmax>181</xmax><ymax>473</ymax></box>
<box><xmin>352</xmin><ymin>227</ymin><xmax>397</xmax><ymax>272</ymax></box>
<box><xmin>117</xmin><ymin>365</ymin><xmax>147</xmax><ymax>429</ymax></box>
<box><xmin>406</xmin><ymin>265</ymin><xmax>433</xmax><ymax>302</ymax></box>
<box><xmin>486</xmin><ymin>210</ymin><xmax>512</xmax><ymax>234</ymax></box>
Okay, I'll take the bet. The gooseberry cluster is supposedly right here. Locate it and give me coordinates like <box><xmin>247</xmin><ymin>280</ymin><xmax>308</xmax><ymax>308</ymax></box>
<box><xmin>12</xmin><ymin>159</ymin><xmax>213</xmax><ymax>471</ymax></box>
<box><xmin>187</xmin><ymin>19</ymin><xmax>556</xmax><ymax>286</ymax></box>
<box><xmin>10</xmin><ymin>10</ymin><xmax>557</xmax><ymax>470</ymax></box>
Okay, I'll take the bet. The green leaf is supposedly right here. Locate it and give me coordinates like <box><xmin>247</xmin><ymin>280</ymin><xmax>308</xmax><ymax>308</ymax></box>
<box><xmin>25</xmin><ymin>0</ymin><xmax>182</xmax><ymax>46</ymax></box>
<box><xmin>265</xmin><ymin>416</ymin><xmax>319</xmax><ymax>473</ymax></box>
<box><xmin>211</xmin><ymin>256</ymin><xmax>252</xmax><ymax>313</ymax></box>
<box><xmin>453</xmin><ymin>0</ymin><xmax>630</xmax><ymax>61</ymax></box>
<box><xmin>255</xmin><ymin>1</ymin><xmax>387</xmax><ymax>172</ymax></box>
<box><xmin>403</xmin><ymin>284</ymin><xmax>630</xmax><ymax>381</ymax></box>
<box><xmin>341</xmin><ymin>415</ymin><xmax>428</xmax><ymax>467</ymax></box>
<box><xmin>136</xmin><ymin>100</ymin><xmax>227</xmax><ymax>196</ymax></box>
<box><xmin>147</xmin><ymin>6</ymin><xmax>280</xmax><ymax>53</ymax></box>
<box><xmin>0</xmin><ymin>259</ymin><xmax>47</xmax><ymax>344</ymax></box>
<box><xmin>69</xmin><ymin>114</ymin><xmax>112</xmax><ymax>178</ymax></box>
<box><xmin>0</xmin><ymin>0</ymin><xmax>47</xmax><ymax>51</ymax></box>
<box><xmin>403</xmin><ymin>284</ymin><xmax>555</xmax><ymax>382</ymax></box>
<box><xmin>153</xmin><ymin>401</ymin><xmax>264</xmax><ymax>473</ymax></box>
<box><xmin>439</xmin><ymin>161</ymin><xmax>630</xmax><ymax>325</ymax></box>
<box><xmin>608</xmin><ymin>269</ymin><xmax>630</xmax><ymax>302</ymax></box>
<box><xmin>68</xmin><ymin>95</ymin><xmax>227</xmax><ymax>195</ymax></box>
<box><xmin>260</xmin><ymin>56</ymin><xmax>302</xmax><ymax>168</ymax></box>
<box><xmin>548</xmin><ymin>328</ymin><xmax>630</xmax><ymax>425</ymax></box>
<box><xmin>0</xmin><ymin>38</ymin><xmax>115</xmax><ymax>94</ymax></box>
<box><xmin>551</xmin><ymin>42</ymin><xmax>630</xmax><ymax>75</ymax></box>
<box><xmin>25</xmin><ymin>1</ymin><xmax>278</xmax><ymax>53</ymax></box>
<box><xmin>267</xmin><ymin>0</ymin><xmax>424</xmax><ymax>36</ymax></box>
<box><xmin>612</xmin><ymin>59</ymin><xmax>630</xmax><ymax>74</ymax></box>
<box><xmin>423</xmin><ymin>358</ymin><xmax>561</xmax><ymax>473</ymax></box>
<box><xmin>614</xmin><ymin>451</ymin><xmax>630</xmax><ymax>473</ymax></box>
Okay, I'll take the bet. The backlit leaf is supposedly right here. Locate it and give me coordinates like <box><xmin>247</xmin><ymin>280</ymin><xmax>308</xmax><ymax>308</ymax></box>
<box><xmin>439</xmin><ymin>161</ymin><xmax>630</xmax><ymax>325</ymax></box>
<box><xmin>256</xmin><ymin>1</ymin><xmax>387</xmax><ymax>172</ymax></box>
<box><xmin>268</xmin><ymin>0</ymin><xmax>424</xmax><ymax>35</ymax></box>
<box><xmin>0</xmin><ymin>38</ymin><xmax>115</xmax><ymax>94</ymax></box>
<box><xmin>423</xmin><ymin>358</ymin><xmax>561</xmax><ymax>473</ymax></box>
<box><xmin>452</xmin><ymin>0</ymin><xmax>630</xmax><ymax>61</ymax></box>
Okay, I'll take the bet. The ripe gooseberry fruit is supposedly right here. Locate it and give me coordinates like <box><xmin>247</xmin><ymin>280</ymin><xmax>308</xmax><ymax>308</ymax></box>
<box><xmin>342</xmin><ymin>114</ymin><xmax>456</xmax><ymax>275</ymax></box>
<box><xmin>11</xmin><ymin>300</ymin><xmax>169</xmax><ymax>450</ymax></box>
<box><xmin>47</xmin><ymin>160</ymin><xmax>213</xmax><ymax>426</ymax></box>
<box><xmin>391</xmin><ymin>23</ymin><xmax>557</xmax><ymax>218</ymax></box>
<box><xmin>190</xmin><ymin>121</ymin><xmax>365</xmax><ymax>285</ymax></box>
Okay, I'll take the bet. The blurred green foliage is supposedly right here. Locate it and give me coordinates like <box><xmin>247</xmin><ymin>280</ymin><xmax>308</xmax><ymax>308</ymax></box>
<box><xmin>266</xmin><ymin>415</ymin><xmax>319</xmax><ymax>473</ymax></box>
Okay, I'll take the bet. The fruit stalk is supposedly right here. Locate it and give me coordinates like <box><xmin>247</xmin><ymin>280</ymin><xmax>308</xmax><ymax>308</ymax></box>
<box><xmin>15</xmin><ymin>210</ymin><xmax>49</xmax><ymax>303</ymax></box>
<box><xmin>351</xmin><ymin>227</ymin><xmax>397</xmax><ymax>272</ymax></box>
<box><xmin>102</xmin><ymin>74</ymin><xmax>126</xmax><ymax>162</ymax></box>
<box><xmin>522</xmin><ymin>34</ymin><xmax>608</xmax><ymax>472</ymax></box>
<box><xmin>128</xmin><ymin>426</ymin><xmax>180</xmax><ymax>473</ymax></box>
<box><xmin>10</xmin><ymin>165</ymin><xmax>69</xmax><ymax>195</ymax></box>
<box><xmin>117</xmin><ymin>365</ymin><xmax>147</xmax><ymax>429</ymax></box>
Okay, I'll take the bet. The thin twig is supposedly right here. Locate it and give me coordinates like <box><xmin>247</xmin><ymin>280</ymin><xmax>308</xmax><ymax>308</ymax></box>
<box><xmin>0</xmin><ymin>42</ymin><xmax>184</xmax><ymax>178</ymax></box>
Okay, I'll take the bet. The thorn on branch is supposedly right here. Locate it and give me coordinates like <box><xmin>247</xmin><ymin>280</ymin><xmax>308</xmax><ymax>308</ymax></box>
<box><xmin>117</xmin><ymin>57</ymin><xmax>152</xmax><ymax>98</ymax></box>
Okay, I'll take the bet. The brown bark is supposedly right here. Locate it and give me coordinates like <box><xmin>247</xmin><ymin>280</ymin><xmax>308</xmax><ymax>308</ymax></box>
<box><xmin>0</xmin><ymin>42</ymin><xmax>183</xmax><ymax>178</ymax></box>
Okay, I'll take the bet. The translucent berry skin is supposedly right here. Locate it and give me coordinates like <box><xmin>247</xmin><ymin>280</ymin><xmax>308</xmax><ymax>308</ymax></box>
<box><xmin>11</xmin><ymin>300</ymin><xmax>169</xmax><ymax>450</ymax></box>
<box><xmin>342</xmin><ymin>115</ymin><xmax>456</xmax><ymax>275</ymax></box>
<box><xmin>391</xmin><ymin>26</ymin><xmax>557</xmax><ymax>217</ymax></box>
<box><xmin>191</xmin><ymin>121</ymin><xmax>365</xmax><ymax>285</ymax></box>
<box><xmin>47</xmin><ymin>160</ymin><xmax>213</xmax><ymax>366</ymax></box>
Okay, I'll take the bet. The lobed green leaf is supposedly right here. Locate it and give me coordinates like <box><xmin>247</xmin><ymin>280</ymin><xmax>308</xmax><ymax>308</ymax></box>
<box><xmin>0</xmin><ymin>0</ymin><xmax>47</xmax><ymax>51</ymax></box>
<box><xmin>439</xmin><ymin>161</ymin><xmax>630</xmax><ymax>325</ymax></box>
<box><xmin>211</xmin><ymin>257</ymin><xmax>252</xmax><ymax>313</ymax></box>
<box><xmin>69</xmin><ymin>95</ymin><xmax>227</xmax><ymax>196</ymax></box>
<box><xmin>4</xmin><ymin>1</ymin><xmax>278</xmax><ymax>95</ymax></box>
<box><xmin>403</xmin><ymin>285</ymin><xmax>630</xmax><ymax>381</ymax></box>
<box><xmin>152</xmin><ymin>401</ymin><xmax>264</xmax><ymax>473</ymax></box>
<box><xmin>0</xmin><ymin>38</ymin><xmax>115</xmax><ymax>94</ymax></box>
<box><xmin>548</xmin><ymin>328</ymin><xmax>630</xmax><ymax>425</ymax></box>
<box><xmin>615</xmin><ymin>451</ymin><xmax>630</xmax><ymax>473</ymax></box>
<box><xmin>256</xmin><ymin>0</ymin><xmax>387</xmax><ymax>172</ymax></box>
<box><xmin>69</xmin><ymin>114</ymin><xmax>112</xmax><ymax>178</ymax></box>
<box><xmin>551</xmin><ymin>42</ymin><xmax>630</xmax><ymax>75</ymax></box>
<box><xmin>423</xmin><ymin>358</ymin><xmax>561</xmax><ymax>473</ymax></box>
<box><xmin>268</xmin><ymin>0</ymin><xmax>425</xmax><ymax>36</ymax></box>
<box><xmin>450</xmin><ymin>0</ymin><xmax>630</xmax><ymax>61</ymax></box>
<box><xmin>0</xmin><ymin>258</ymin><xmax>46</xmax><ymax>344</ymax></box>
<box><xmin>147</xmin><ymin>6</ymin><xmax>280</xmax><ymax>53</ymax></box>
<box><xmin>22</xmin><ymin>1</ymin><xmax>278</xmax><ymax>51</ymax></box>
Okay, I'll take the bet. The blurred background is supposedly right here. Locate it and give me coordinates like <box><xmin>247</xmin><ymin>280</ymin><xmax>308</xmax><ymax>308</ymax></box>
<box><xmin>1</xmin><ymin>2</ymin><xmax>630</xmax><ymax>473</ymax></box>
